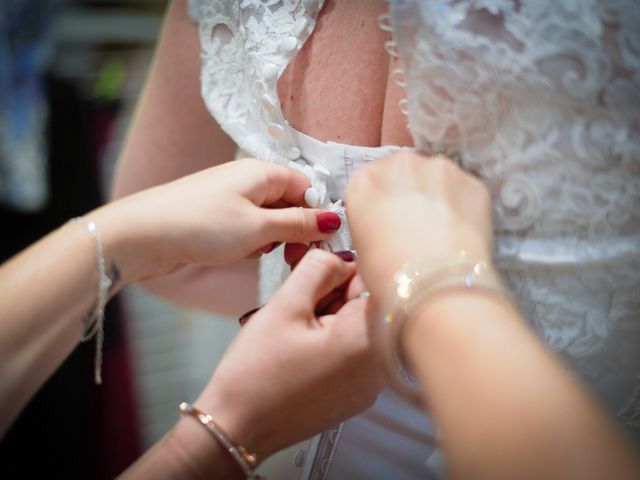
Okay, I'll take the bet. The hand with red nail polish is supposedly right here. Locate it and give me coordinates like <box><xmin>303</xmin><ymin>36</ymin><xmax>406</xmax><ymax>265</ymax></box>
<box><xmin>242</xmin><ymin>250</ymin><xmax>358</xmax><ymax>326</ymax></box>
<box><xmin>194</xmin><ymin>249</ymin><xmax>384</xmax><ymax>461</ymax></box>
<box><xmin>111</xmin><ymin>158</ymin><xmax>343</xmax><ymax>284</ymax></box>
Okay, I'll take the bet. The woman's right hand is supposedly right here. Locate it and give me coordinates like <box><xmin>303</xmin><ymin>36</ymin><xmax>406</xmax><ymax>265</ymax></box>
<box><xmin>346</xmin><ymin>152</ymin><xmax>494</xmax><ymax>302</ymax></box>
<box><xmin>179</xmin><ymin>249</ymin><xmax>384</xmax><ymax>462</ymax></box>
<box><xmin>94</xmin><ymin>158</ymin><xmax>342</xmax><ymax>286</ymax></box>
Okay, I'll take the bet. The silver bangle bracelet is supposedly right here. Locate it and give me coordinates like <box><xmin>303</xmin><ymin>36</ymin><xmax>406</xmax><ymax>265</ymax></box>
<box><xmin>68</xmin><ymin>216</ymin><xmax>112</xmax><ymax>385</ymax></box>
<box><xmin>380</xmin><ymin>251</ymin><xmax>508</xmax><ymax>406</ymax></box>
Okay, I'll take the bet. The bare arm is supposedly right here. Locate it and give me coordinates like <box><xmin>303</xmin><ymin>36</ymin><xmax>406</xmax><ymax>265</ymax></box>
<box><xmin>0</xmin><ymin>217</ymin><xmax>124</xmax><ymax>438</ymax></box>
<box><xmin>111</xmin><ymin>0</ymin><xmax>257</xmax><ymax>315</ymax></box>
<box><xmin>405</xmin><ymin>293</ymin><xmax>640</xmax><ymax>479</ymax></box>
<box><xmin>348</xmin><ymin>152</ymin><xmax>640</xmax><ymax>479</ymax></box>
<box><xmin>0</xmin><ymin>159</ymin><xmax>342</xmax><ymax>440</ymax></box>
<box><xmin>0</xmin><ymin>159</ymin><xmax>379</xmax><ymax>476</ymax></box>
<box><xmin>111</xmin><ymin>0</ymin><xmax>235</xmax><ymax>195</ymax></box>
<box><xmin>122</xmin><ymin>248</ymin><xmax>382</xmax><ymax>479</ymax></box>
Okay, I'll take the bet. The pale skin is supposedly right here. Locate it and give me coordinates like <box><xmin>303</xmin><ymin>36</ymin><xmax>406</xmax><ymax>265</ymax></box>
<box><xmin>0</xmin><ymin>160</ymin><xmax>384</xmax><ymax>479</ymax></box>
<box><xmin>109</xmin><ymin>0</ymin><xmax>640</xmax><ymax>476</ymax></box>
<box><xmin>4</xmin><ymin>151</ymin><xmax>639</xmax><ymax>479</ymax></box>
<box><xmin>111</xmin><ymin>0</ymin><xmax>250</xmax><ymax>315</ymax></box>
<box><xmin>111</xmin><ymin>0</ymin><xmax>408</xmax><ymax>314</ymax></box>
<box><xmin>346</xmin><ymin>152</ymin><xmax>640</xmax><ymax>480</ymax></box>
<box><xmin>125</xmin><ymin>249</ymin><xmax>382</xmax><ymax>479</ymax></box>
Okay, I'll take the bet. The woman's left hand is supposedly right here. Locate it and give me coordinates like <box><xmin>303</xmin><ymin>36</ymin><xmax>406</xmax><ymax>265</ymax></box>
<box><xmin>183</xmin><ymin>249</ymin><xmax>384</xmax><ymax>461</ymax></box>
<box><xmin>96</xmin><ymin>158</ymin><xmax>342</xmax><ymax>283</ymax></box>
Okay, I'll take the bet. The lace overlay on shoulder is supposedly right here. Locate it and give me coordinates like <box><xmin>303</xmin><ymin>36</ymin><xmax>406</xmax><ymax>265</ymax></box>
<box><xmin>390</xmin><ymin>0</ymin><xmax>640</xmax><ymax>433</ymax></box>
<box><xmin>188</xmin><ymin>0</ymin><xmax>324</xmax><ymax>164</ymax></box>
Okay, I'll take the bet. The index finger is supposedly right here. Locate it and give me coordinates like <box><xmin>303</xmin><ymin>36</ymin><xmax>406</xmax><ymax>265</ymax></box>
<box><xmin>271</xmin><ymin>249</ymin><xmax>356</xmax><ymax>316</ymax></box>
<box><xmin>244</xmin><ymin>161</ymin><xmax>312</xmax><ymax>207</ymax></box>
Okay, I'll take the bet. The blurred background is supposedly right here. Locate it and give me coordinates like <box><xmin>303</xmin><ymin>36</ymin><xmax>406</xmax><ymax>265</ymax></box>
<box><xmin>0</xmin><ymin>1</ymin><xmax>238</xmax><ymax>477</ymax></box>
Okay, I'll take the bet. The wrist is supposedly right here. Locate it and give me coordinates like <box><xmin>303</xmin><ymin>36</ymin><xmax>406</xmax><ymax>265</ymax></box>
<box><xmin>194</xmin><ymin>388</ymin><xmax>274</xmax><ymax>462</ymax></box>
<box><xmin>377</xmin><ymin>254</ymin><xmax>507</xmax><ymax>405</ymax></box>
<box><xmin>170</xmin><ymin>396</ymin><xmax>271</xmax><ymax>479</ymax></box>
<box><xmin>169</xmin><ymin>415</ymin><xmax>245</xmax><ymax>480</ymax></box>
<box><xmin>403</xmin><ymin>289</ymin><xmax>516</xmax><ymax>355</ymax></box>
<box><xmin>366</xmin><ymin>245</ymin><xmax>493</xmax><ymax>303</ymax></box>
<box><xmin>88</xmin><ymin>202</ymin><xmax>153</xmax><ymax>286</ymax></box>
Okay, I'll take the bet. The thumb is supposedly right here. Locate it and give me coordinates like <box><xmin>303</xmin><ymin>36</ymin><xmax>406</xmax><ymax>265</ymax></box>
<box><xmin>261</xmin><ymin>207</ymin><xmax>342</xmax><ymax>244</ymax></box>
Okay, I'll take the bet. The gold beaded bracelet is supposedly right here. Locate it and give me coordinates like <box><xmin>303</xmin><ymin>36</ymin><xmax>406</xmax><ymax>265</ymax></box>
<box><xmin>380</xmin><ymin>251</ymin><xmax>508</xmax><ymax>406</ymax></box>
<box><xmin>178</xmin><ymin>402</ymin><xmax>264</xmax><ymax>479</ymax></box>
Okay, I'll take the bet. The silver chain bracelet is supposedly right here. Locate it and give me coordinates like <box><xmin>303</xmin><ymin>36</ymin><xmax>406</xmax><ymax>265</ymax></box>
<box><xmin>68</xmin><ymin>217</ymin><xmax>112</xmax><ymax>384</ymax></box>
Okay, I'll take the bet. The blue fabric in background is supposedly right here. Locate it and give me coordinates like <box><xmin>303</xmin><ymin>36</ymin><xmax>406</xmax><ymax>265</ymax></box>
<box><xmin>0</xmin><ymin>0</ymin><xmax>57</xmax><ymax>211</ymax></box>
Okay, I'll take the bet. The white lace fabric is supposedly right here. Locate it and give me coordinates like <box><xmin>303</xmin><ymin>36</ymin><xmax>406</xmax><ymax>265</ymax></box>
<box><xmin>188</xmin><ymin>0</ymin><xmax>640</xmax><ymax>464</ymax></box>
<box><xmin>188</xmin><ymin>0</ymin><xmax>325</xmax><ymax>164</ymax></box>
<box><xmin>390</xmin><ymin>0</ymin><xmax>640</xmax><ymax>431</ymax></box>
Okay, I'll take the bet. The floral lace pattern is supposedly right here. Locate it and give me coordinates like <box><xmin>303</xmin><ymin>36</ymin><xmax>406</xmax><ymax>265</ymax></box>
<box><xmin>188</xmin><ymin>0</ymin><xmax>324</xmax><ymax>164</ymax></box>
<box><xmin>390</xmin><ymin>0</ymin><xmax>640</xmax><ymax>431</ymax></box>
<box><xmin>188</xmin><ymin>0</ymin><xmax>640</xmax><ymax>459</ymax></box>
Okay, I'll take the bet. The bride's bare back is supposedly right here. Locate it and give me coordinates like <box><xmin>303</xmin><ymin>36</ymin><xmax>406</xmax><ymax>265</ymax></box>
<box><xmin>278</xmin><ymin>0</ymin><xmax>413</xmax><ymax>148</ymax></box>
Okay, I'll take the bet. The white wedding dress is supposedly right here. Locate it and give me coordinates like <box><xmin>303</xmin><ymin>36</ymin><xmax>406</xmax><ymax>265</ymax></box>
<box><xmin>188</xmin><ymin>0</ymin><xmax>640</xmax><ymax>477</ymax></box>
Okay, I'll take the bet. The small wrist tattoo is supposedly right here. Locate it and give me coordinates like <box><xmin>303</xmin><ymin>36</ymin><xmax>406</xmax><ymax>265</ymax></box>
<box><xmin>107</xmin><ymin>262</ymin><xmax>121</xmax><ymax>298</ymax></box>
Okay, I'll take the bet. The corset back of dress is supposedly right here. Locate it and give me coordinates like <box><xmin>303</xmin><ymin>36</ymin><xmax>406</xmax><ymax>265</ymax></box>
<box><xmin>391</xmin><ymin>0</ymin><xmax>640</xmax><ymax>431</ymax></box>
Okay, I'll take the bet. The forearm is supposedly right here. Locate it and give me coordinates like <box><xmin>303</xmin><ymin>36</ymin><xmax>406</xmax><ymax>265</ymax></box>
<box><xmin>123</xmin><ymin>248</ymin><xmax>380</xmax><ymax>478</ymax></box>
<box><xmin>111</xmin><ymin>0</ymin><xmax>236</xmax><ymax>201</ymax></box>
<box><xmin>0</xmin><ymin>211</ymin><xmax>129</xmax><ymax>436</ymax></box>
<box><xmin>403</xmin><ymin>292</ymin><xmax>640</xmax><ymax>479</ymax></box>
<box><xmin>110</xmin><ymin>0</ymin><xmax>241</xmax><ymax>310</ymax></box>
<box><xmin>123</xmin><ymin>384</ymin><xmax>274</xmax><ymax>479</ymax></box>
<box><xmin>121</xmin><ymin>419</ymin><xmax>243</xmax><ymax>480</ymax></box>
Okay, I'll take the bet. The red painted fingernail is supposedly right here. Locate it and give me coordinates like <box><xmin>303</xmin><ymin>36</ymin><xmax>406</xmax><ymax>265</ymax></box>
<box><xmin>284</xmin><ymin>243</ymin><xmax>309</xmax><ymax>265</ymax></box>
<box><xmin>238</xmin><ymin>306</ymin><xmax>261</xmax><ymax>326</ymax></box>
<box><xmin>317</xmin><ymin>212</ymin><xmax>341</xmax><ymax>233</ymax></box>
<box><xmin>334</xmin><ymin>250</ymin><xmax>356</xmax><ymax>262</ymax></box>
